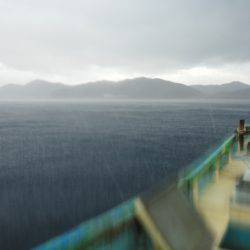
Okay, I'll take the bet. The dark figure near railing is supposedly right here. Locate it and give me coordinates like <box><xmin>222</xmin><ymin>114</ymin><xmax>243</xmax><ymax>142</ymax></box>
<box><xmin>238</xmin><ymin>119</ymin><xmax>246</xmax><ymax>151</ymax></box>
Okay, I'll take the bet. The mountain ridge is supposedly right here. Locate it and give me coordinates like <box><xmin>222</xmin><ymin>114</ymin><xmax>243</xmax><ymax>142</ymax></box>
<box><xmin>0</xmin><ymin>77</ymin><xmax>249</xmax><ymax>99</ymax></box>
<box><xmin>192</xmin><ymin>81</ymin><xmax>250</xmax><ymax>96</ymax></box>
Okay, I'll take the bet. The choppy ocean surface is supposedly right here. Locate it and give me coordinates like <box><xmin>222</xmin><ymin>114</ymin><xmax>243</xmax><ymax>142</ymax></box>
<box><xmin>0</xmin><ymin>100</ymin><xmax>250</xmax><ymax>249</ymax></box>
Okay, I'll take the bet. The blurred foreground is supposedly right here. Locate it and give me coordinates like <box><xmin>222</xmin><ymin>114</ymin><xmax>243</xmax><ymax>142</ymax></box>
<box><xmin>36</xmin><ymin>122</ymin><xmax>250</xmax><ymax>249</ymax></box>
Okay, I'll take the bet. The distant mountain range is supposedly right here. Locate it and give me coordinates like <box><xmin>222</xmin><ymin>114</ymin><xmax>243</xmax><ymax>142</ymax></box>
<box><xmin>0</xmin><ymin>78</ymin><xmax>249</xmax><ymax>99</ymax></box>
<box><xmin>192</xmin><ymin>81</ymin><xmax>250</xmax><ymax>98</ymax></box>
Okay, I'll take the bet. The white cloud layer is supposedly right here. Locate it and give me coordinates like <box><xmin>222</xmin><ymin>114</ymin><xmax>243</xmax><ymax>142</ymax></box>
<box><xmin>0</xmin><ymin>0</ymin><xmax>250</xmax><ymax>85</ymax></box>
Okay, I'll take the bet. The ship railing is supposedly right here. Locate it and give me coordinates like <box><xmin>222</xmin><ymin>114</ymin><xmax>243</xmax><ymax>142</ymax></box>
<box><xmin>179</xmin><ymin>123</ymin><xmax>250</xmax><ymax>205</ymax></box>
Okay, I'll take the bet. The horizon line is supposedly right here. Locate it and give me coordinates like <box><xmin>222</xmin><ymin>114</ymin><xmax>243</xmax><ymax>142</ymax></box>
<box><xmin>1</xmin><ymin>77</ymin><xmax>249</xmax><ymax>87</ymax></box>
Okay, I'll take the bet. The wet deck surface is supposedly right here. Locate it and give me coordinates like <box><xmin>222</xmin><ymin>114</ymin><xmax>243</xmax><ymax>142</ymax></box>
<box><xmin>197</xmin><ymin>158</ymin><xmax>247</xmax><ymax>246</ymax></box>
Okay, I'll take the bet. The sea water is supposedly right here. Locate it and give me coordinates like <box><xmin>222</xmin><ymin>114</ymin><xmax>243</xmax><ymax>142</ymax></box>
<box><xmin>0</xmin><ymin>100</ymin><xmax>249</xmax><ymax>249</ymax></box>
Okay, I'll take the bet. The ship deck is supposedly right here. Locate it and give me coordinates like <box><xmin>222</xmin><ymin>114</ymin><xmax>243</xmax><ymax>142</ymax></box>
<box><xmin>196</xmin><ymin>132</ymin><xmax>250</xmax><ymax>248</ymax></box>
<box><xmin>197</xmin><ymin>159</ymin><xmax>246</xmax><ymax>246</ymax></box>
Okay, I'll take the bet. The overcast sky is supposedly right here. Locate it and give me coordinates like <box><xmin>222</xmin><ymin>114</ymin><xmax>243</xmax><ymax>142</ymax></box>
<box><xmin>0</xmin><ymin>0</ymin><xmax>250</xmax><ymax>85</ymax></box>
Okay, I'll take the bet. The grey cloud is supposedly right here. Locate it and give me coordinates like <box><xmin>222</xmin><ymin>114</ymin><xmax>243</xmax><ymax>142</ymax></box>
<box><xmin>0</xmin><ymin>0</ymin><xmax>250</xmax><ymax>82</ymax></box>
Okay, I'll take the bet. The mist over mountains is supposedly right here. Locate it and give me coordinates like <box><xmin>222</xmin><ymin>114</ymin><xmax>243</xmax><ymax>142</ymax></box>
<box><xmin>0</xmin><ymin>77</ymin><xmax>249</xmax><ymax>100</ymax></box>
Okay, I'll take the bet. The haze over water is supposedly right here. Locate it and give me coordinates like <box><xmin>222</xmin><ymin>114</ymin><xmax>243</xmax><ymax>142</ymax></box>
<box><xmin>0</xmin><ymin>100</ymin><xmax>250</xmax><ymax>249</ymax></box>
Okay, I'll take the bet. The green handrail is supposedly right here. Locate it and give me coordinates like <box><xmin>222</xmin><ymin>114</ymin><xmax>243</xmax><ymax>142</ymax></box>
<box><xmin>178</xmin><ymin>134</ymin><xmax>236</xmax><ymax>187</ymax></box>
